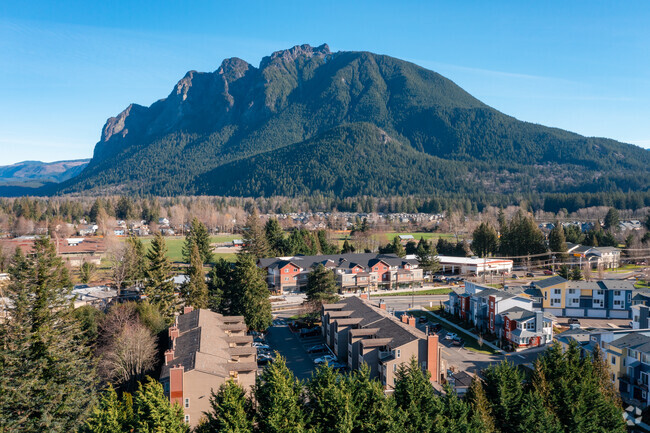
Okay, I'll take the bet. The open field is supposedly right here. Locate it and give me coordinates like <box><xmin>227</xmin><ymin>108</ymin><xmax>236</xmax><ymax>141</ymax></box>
<box><xmin>134</xmin><ymin>235</ymin><xmax>239</xmax><ymax>263</ymax></box>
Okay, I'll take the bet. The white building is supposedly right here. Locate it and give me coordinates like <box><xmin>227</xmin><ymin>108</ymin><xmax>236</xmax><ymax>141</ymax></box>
<box><xmin>437</xmin><ymin>256</ymin><xmax>513</xmax><ymax>275</ymax></box>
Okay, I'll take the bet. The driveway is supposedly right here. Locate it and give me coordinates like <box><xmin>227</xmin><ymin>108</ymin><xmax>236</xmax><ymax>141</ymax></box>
<box><xmin>265</xmin><ymin>320</ymin><xmax>316</xmax><ymax>380</ymax></box>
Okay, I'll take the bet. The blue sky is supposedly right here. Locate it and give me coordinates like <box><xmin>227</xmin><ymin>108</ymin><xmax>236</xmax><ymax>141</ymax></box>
<box><xmin>1</xmin><ymin>1</ymin><xmax>649</xmax><ymax>165</ymax></box>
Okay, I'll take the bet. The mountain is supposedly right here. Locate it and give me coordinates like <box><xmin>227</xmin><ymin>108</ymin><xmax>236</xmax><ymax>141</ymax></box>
<box><xmin>0</xmin><ymin>159</ymin><xmax>90</xmax><ymax>185</ymax></box>
<box><xmin>53</xmin><ymin>43</ymin><xmax>649</xmax><ymax>198</ymax></box>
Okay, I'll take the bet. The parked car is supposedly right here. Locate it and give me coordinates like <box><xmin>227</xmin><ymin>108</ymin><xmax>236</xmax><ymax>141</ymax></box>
<box><xmin>329</xmin><ymin>362</ymin><xmax>348</xmax><ymax>371</ymax></box>
<box><xmin>452</xmin><ymin>338</ymin><xmax>464</xmax><ymax>346</ymax></box>
<box><xmin>526</xmin><ymin>272</ymin><xmax>535</xmax><ymax>277</ymax></box>
<box><xmin>418</xmin><ymin>316</ymin><xmax>428</xmax><ymax>324</ymax></box>
<box><xmin>511</xmin><ymin>274</ymin><xmax>519</xmax><ymax>279</ymax></box>
<box><xmin>568</xmin><ymin>318</ymin><xmax>580</xmax><ymax>325</ymax></box>
<box><xmin>257</xmin><ymin>353</ymin><xmax>274</xmax><ymax>365</ymax></box>
<box><xmin>307</xmin><ymin>344</ymin><xmax>330</xmax><ymax>354</ymax></box>
<box><xmin>299</xmin><ymin>327</ymin><xmax>321</xmax><ymax>337</ymax></box>
<box><xmin>543</xmin><ymin>270</ymin><xmax>554</xmax><ymax>275</ymax></box>
<box><xmin>444</xmin><ymin>332</ymin><xmax>458</xmax><ymax>341</ymax></box>
<box><xmin>430</xmin><ymin>323</ymin><xmax>442</xmax><ymax>333</ymax></box>
<box><xmin>253</xmin><ymin>342</ymin><xmax>270</xmax><ymax>351</ymax></box>
<box><xmin>314</xmin><ymin>355</ymin><xmax>337</xmax><ymax>365</ymax></box>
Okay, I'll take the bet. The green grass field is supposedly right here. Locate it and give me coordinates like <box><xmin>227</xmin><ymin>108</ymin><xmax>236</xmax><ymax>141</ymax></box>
<box><xmin>375</xmin><ymin>232</ymin><xmax>458</xmax><ymax>243</ymax></box>
<box><xmin>134</xmin><ymin>235</ymin><xmax>239</xmax><ymax>263</ymax></box>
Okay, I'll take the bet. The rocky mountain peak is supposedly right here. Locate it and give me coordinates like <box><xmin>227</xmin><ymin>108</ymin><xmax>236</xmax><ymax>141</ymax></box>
<box><xmin>259</xmin><ymin>43</ymin><xmax>330</xmax><ymax>69</ymax></box>
<box><xmin>217</xmin><ymin>57</ymin><xmax>254</xmax><ymax>82</ymax></box>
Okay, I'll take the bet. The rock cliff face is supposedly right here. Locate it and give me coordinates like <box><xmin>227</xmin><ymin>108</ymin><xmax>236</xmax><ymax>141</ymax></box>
<box><xmin>55</xmin><ymin>43</ymin><xmax>649</xmax><ymax>197</ymax></box>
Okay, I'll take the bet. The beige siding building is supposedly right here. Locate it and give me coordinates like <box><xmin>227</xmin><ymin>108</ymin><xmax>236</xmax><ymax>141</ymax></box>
<box><xmin>160</xmin><ymin>308</ymin><xmax>257</xmax><ymax>428</ymax></box>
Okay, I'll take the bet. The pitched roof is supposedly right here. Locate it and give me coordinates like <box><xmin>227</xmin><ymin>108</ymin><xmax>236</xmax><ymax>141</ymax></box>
<box><xmin>259</xmin><ymin>253</ymin><xmax>418</xmax><ymax>272</ymax></box>
<box><xmin>533</xmin><ymin>276</ymin><xmax>568</xmax><ymax>289</ymax></box>
<box><xmin>609</xmin><ymin>333</ymin><xmax>650</xmax><ymax>353</ymax></box>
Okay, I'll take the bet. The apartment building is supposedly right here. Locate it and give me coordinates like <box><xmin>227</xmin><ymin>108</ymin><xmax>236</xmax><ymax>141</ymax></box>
<box><xmin>557</xmin><ymin>328</ymin><xmax>650</xmax><ymax>408</ymax></box>
<box><xmin>321</xmin><ymin>296</ymin><xmax>442</xmax><ymax>389</ymax></box>
<box><xmin>258</xmin><ymin>253</ymin><xmax>423</xmax><ymax>294</ymax></box>
<box><xmin>566</xmin><ymin>243</ymin><xmax>621</xmax><ymax>269</ymax></box>
<box><xmin>160</xmin><ymin>308</ymin><xmax>257</xmax><ymax>428</ymax></box>
<box><xmin>500</xmin><ymin>307</ymin><xmax>554</xmax><ymax>350</ymax></box>
<box><xmin>533</xmin><ymin>277</ymin><xmax>637</xmax><ymax>319</ymax></box>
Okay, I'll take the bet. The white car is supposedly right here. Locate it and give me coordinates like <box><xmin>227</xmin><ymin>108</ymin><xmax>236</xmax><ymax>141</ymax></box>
<box><xmin>314</xmin><ymin>355</ymin><xmax>337</xmax><ymax>365</ymax></box>
<box><xmin>253</xmin><ymin>342</ymin><xmax>270</xmax><ymax>351</ymax></box>
<box><xmin>444</xmin><ymin>332</ymin><xmax>458</xmax><ymax>341</ymax></box>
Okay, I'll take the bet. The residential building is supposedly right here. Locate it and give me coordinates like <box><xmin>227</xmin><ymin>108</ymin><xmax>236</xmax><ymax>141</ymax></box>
<box><xmin>566</xmin><ymin>243</ymin><xmax>621</xmax><ymax>269</ymax></box>
<box><xmin>160</xmin><ymin>307</ymin><xmax>257</xmax><ymax>428</ymax></box>
<box><xmin>632</xmin><ymin>305</ymin><xmax>650</xmax><ymax>329</ymax></box>
<box><xmin>0</xmin><ymin>236</ymin><xmax>107</xmax><ymax>267</ymax></box>
<box><xmin>500</xmin><ymin>307</ymin><xmax>553</xmax><ymax>350</ymax></box>
<box><xmin>533</xmin><ymin>277</ymin><xmax>636</xmax><ymax>319</ymax></box>
<box><xmin>437</xmin><ymin>256</ymin><xmax>513</xmax><ymax>276</ymax></box>
<box><xmin>447</xmin><ymin>371</ymin><xmax>474</xmax><ymax>396</ymax></box>
<box><xmin>321</xmin><ymin>296</ymin><xmax>442</xmax><ymax>389</ymax></box>
<box><xmin>71</xmin><ymin>285</ymin><xmax>118</xmax><ymax>308</ymax></box>
<box><xmin>258</xmin><ymin>253</ymin><xmax>423</xmax><ymax>294</ymax></box>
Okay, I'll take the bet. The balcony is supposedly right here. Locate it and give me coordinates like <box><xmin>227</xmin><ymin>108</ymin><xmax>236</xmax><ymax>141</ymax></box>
<box><xmin>379</xmin><ymin>349</ymin><xmax>394</xmax><ymax>360</ymax></box>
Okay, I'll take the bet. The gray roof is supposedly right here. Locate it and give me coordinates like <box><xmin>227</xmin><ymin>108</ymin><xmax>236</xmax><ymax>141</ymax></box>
<box><xmin>500</xmin><ymin>307</ymin><xmax>537</xmax><ymax>321</ymax></box>
<box><xmin>609</xmin><ymin>333</ymin><xmax>650</xmax><ymax>353</ymax></box>
<box><xmin>533</xmin><ymin>276</ymin><xmax>568</xmax><ymax>289</ymax></box>
<box><xmin>259</xmin><ymin>253</ymin><xmax>418</xmax><ymax>272</ymax></box>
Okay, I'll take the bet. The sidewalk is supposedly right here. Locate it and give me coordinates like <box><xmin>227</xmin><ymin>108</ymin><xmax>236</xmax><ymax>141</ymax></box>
<box><xmin>419</xmin><ymin>308</ymin><xmax>506</xmax><ymax>355</ymax></box>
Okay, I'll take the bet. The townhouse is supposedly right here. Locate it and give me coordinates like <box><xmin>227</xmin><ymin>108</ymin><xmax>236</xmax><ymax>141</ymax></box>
<box><xmin>533</xmin><ymin>276</ymin><xmax>637</xmax><ymax>319</ymax></box>
<box><xmin>160</xmin><ymin>307</ymin><xmax>257</xmax><ymax>428</ymax></box>
<box><xmin>258</xmin><ymin>253</ymin><xmax>423</xmax><ymax>294</ymax></box>
<box><xmin>557</xmin><ymin>328</ymin><xmax>650</xmax><ymax>409</ymax></box>
<box><xmin>321</xmin><ymin>296</ymin><xmax>442</xmax><ymax>389</ymax></box>
<box><xmin>500</xmin><ymin>307</ymin><xmax>553</xmax><ymax>350</ymax></box>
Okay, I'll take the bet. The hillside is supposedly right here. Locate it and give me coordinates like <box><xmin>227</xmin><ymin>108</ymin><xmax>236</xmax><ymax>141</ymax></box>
<box><xmin>0</xmin><ymin>159</ymin><xmax>89</xmax><ymax>186</ymax></box>
<box><xmin>51</xmin><ymin>43</ymin><xmax>649</xmax><ymax>197</ymax></box>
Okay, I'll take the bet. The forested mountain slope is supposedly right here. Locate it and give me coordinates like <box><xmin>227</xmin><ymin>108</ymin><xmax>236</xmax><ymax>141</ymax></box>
<box><xmin>53</xmin><ymin>43</ymin><xmax>649</xmax><ymax>197</ymax></box>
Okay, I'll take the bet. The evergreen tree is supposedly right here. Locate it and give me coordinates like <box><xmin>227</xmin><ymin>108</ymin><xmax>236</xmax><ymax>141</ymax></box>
<box><xmin>558</xmin><ymin>264</ymin><xmax>571</xmax><ymax>280</ymax></box>
<box><xmin>390</xmin><ymin>236</ymin><xmax>406</xmax><ymax>258</ymax></box>
<box><xmin>265</xmin><ymin>218</ymin><xmax>287</xmax><ymax>256</ymax></box>
<box><xmin>126</xmin><ymin>235</ymin><xmax>147</xmax><ymax>287</ymax></box>
<box><xmin>182</xmin><ymin>218</ymin><xmax>213</xmax><ymax>264</ymax></box>
<box><xmin>207</xmin><ymin>258</ymin><xmax>232</xmax><ymax>313</ymax></box>
<box><xmin>132</xmin><ymin>377</ymin><xmax>188</xmax><ymax>432</ymax></box>
<box><xmin>548</xmin><ymin>224</ymin><xmax>568</xmax><ymax>261</ymax></box>
<box><xmin>604</xmin><ymin>207</ymin><xmax>619</xmax><ymax>231</ymax></box>
<box><xmin>405</xmin><ymin>240</ymin><xmax>418</xmax><ymax>255</ymax></box>
<box><xmin>144</xmin><ymin>233</ymin><xmax>176</xmax><ymax>321</ymax></box>
<box><xmin>306</xmin><ymin>264</ymin><xmax>339</xmax><ymax>308</ymax></box>
<box><xmin>482</xmin><ymin>360</ymin><xmax>523</xmax><ymax>433</ymax></box>
<box><xmin>416</xmin><ymin>237</ymin><xmax>440</xmax><ymax>274</ymax></box>
<box><xmin>465</xmin><ymin>377</ymin><xmax>496</xmax><ymax>433</ymax></box>
<box><xmin>349</xmin><ymin>364</ymin><xmax>400</xmax><ymax>433</ymax></box>
<box><xmin>305</xmin><ymin>365</ymin><xmax>355</xmax><ymax>433</ymax></box>
<box><xmin>80</xmin><ymin>260</ymin><xmax>97</xmax><ymax>284</ymax></box>
<box><xmin>342</xmin><ymin>240</ymin><xmax>355</xmax><ymax>254</ymax></box>
<box><xmin>435</xmin><ymin>386</ymin><xmax>483</xmax><ymax>433</ymax></box>
<box><xmin>393</xmin><ymin>358</ymin><xmax>440</xmax><ymax>433</ymax></box>
<box><xmin>499</xmin><ymin>210</ymin><xmax>547</xmax><ymax>257</ymax></box>
<box><xmin>199</xmin><ymin>379</ymin><xmax>253</xmax><ymax>433</ymax></box>
<box><xmin>570</xmin><ymin>266</ymin><xmax>583</xmax><ymax>281</ymax></box>
<box><xmin>0</xmin><ymin>238</ymin><xmax>97</xmax><ymax>432</ymax></box>
<box><xmin>317</xmin><ymin>229</ymin><xmax>339</xmax><ymax>254</ymax></box>
<box><xmin>255</xmin><ymin>355</ymin><xmax>306</xmax><ymax>433</ymax></box>
<box><xmin>516</xmin><ymin>391</ymin><xmax>563</xmax><ymax>433</ymax></box>
<box><xmin>84</xmin><ymin>385</ymin><xmax>129</xmax><ymax>433</ymax></box>
<box><xmin>181</xmin><ymin>242</ymin><xmax>208</xmax><ymax>309</ymax></box>
<box><xmin>231</xmin><ymin>254</ymin><xmax>272</xmax><ymax>331</ymax></box>
<box><xmin>242</xmin><ymin>209</ymin><xmax>270</xmax><ymax>259</ymax></box>
<box><xmin>472</xmin><ymin>222</ymin><xmax>499</xmax><ymax>258</ymax></box>
<box><xmin>89</xmin><ymin>198</ymin><xmax>103</xmax><ymax>223</ymax></box>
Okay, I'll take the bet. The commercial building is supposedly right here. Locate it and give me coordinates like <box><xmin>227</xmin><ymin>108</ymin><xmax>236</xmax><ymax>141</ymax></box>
<box><xmin>565</xmin><ymin>243</ymin><xmax>621</xmax><ymax>269</ymax></box>
<box><xmin>437</xmin><ymin>256</ymin><xmax>513</xmax><ymax>276</ymax></box>
<box><xmin>0</xmin><ymin>236</ymin><xmax>107</xmax><ymax>267</ymax></box>
<box><xmin>533</xmin><ymin>277</ymin><xmax>638</xmax><ymax>319</ymax></box>
<box><xmin>160</xmin><ymin>308</ymin><xmax>257</xmax><ymax>428</ymax></box>
<box><xmin>258</xmin><ymin>253</ymin><xmax>423</xmax><ymax>294</ymax></box>
<box><xmin>321</xmin><ymin>296</ymin><xmax>442</xmax><ymax>389</ymax></box>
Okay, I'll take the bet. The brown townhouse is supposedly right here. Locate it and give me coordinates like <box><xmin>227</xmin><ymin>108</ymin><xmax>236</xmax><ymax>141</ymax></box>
<box><xmin>321</xmin><ymin>296</ymin><xmax>442</xmax><ymax>390</ymax></box>
<box><xmin>160</xmin><ymin>307</ymin><xmax>257</xmax><ymax>428</ymax></box>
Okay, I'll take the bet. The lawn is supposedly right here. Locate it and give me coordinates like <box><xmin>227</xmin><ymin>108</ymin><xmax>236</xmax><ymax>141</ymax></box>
<box><xmin>605</xmin><ymin>264</ymin><xmax>643</xmax><ymax>272</ymax></box>
<box><xmin>370</xmin><ymin>288</ymin><xmax>451</xmax><ymax>297</ymax></box>
<box><xmin>414</xmin><ymin>308</ymin><xmax>499</xmax><ymax>355</ymax></box>
<box><xmin>134</xmin><ymin>235</ymin><xmax>239</xmax><ymax>263</ymax></box>
<box><xmin>374</xmin><ymin>232</ymin><xmax>458</xmax><ymax>244</ymax></box>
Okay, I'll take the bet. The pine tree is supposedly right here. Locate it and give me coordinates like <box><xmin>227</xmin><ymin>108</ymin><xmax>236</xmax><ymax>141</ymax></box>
<box><xmin>126</xmin><ymin>235</ymin><xmax>147</xmax><ymax>287</ymax></box>
<box><xmin>0</xmin><ymin>238</ymin><xmax>97</xmax><ymax>432</ymax></box>
<box><xmin>604</xmin><ymin>207</ymin><xmax>619</xmax><ymax>231</ymax></box>
<box><xmin>199</xmin><ymin>379</ymin><xmax>253</xmax><ymax>433</ymax></box>
<box><xmin>306</xmin><ymin>264</ymin><xmax>339</xmax><ymax>308</ymax></box>
<box><xmin>84</xmin><ymin>385</ymin><xmax>128</xmax><ymax>433</ymax></box>
<box><xmin>558</xmin><ymin>264</ymin><xmax>571</xmax><ymax>280</ymax></box>
<box><xmin>416</xmin><ymin>238</ymin><xmax>440</xmax><ymax>274</ymax></box>
<box><xmin>548</xmin><ymin>224</ymin><xmax>568</xmax><ymax>261</ymax></box>
<box><xmin>342</xmin><ymin>240</ymin><xmax>355</xmax><ymax>254</ymax></box>
<box><xmin>390</xmin><ymin>236</ymin><xmax>406</xmax><ymax>258</ymax></box>
<box><xmin>393</xmin><ymin>358</ymin><xmax>440</xmax><ymax>432</ymax></box>
<box><xmin>207</xmin><ymin>258</ymin><xmax>232</xmax><ymax>313</ymax></box>
<box><xmin>231</xmin><ymin>254</ymin><xmax>272</xmax><ymax>331</ymax></box>
<box><xmin>265</xmin><ymin>218</ymin><xmax>287</xmax><ymax>256</ymax></box>
<box><xmin>317</xmin><ymin>229</ymin><xmax>339</xmax><ymax>254</ymax></box>
<box><xmin>255</xmin><ymin>355</ymin><xmax>306</xmax><ymax>433</ymax></box>
<box><xmin>242</xmin><ymin>209</ymin><xmax>270</xmax><ymax>259</ymax></box>
<box><xmin>516</xmin><ymin>391</ymin><xmax>563</xmax><ymax>433</ymax></box>
<box><xmin>144</xmin><ymin>233</ymin><xmax>176</xmax><ymax>321</ymax></box>
<box><xmin>570</xmin><ymin>266</ymin><xmax>582</xmax><ymax>281</ymax></box>
<box><xmin>465</xmin><ymin>377</ymin><xmax>496</xmax><ymax>433</ymax></box>
<box><xmin>132</xmin><ymin>377</ymin><xmax>188</xmax><ymax>433</ymax></box>
<box><xmin>482</xmin><ymin>360</ymin><xmax>523</xmax><ymax>433</ymax></box>
<box><xmin>472</xmin><ymin>222</ymin><xmax>499</xmax><ymax>258</ymax></box>
<box><xmin>182</xmin><ymin>218</ymin><xmax>213</xmax><ymax>264</ymax></box>
<box><xmin>181</xmin><ymin>242</ymin><xmax>208</xmax><ymax>309</ymax></box>
<box><xmin>305</xmin><ymin>365</ymin><xmax>355</xmax><ymax>433</ymax></box>
<box><xmin>349</xmin><ymin>364</ymin><xmax>400</xmax><ymax>433</ymax></box>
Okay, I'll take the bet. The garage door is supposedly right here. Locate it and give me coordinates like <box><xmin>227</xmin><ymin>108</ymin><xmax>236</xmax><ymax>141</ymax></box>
<box><xmin>565</xmin><ymin>308</ymin><xmax>585</xmax><ymax>317</ymax></box>
<box><xmin>609</xmin><ymin>310</ymin><xmax>630</xmax><ymax>319</ymax></box>
<box><xmin>587</xmin><ymin>309</ymin><xmax>607</xmax><ymax>318</ymax></box>
<box><xmin>545</xmin><ymin>308</ymin><xmax>563</xmax><ymax>316</ymax></box>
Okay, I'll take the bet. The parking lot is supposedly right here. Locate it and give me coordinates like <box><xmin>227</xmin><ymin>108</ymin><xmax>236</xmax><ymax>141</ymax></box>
<box><xmin>263</xmin><ymin>316</ymin><xmax>339</xmax><ymax>380</ymax></box>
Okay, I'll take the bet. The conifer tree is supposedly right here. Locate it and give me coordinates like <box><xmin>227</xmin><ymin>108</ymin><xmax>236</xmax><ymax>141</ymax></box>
<box><xmin>265</xmin><ymin>218</ymin><xmax>287</xmax><ymax>256</ymax></box>
<box><xmin>242</xmin><ymin>209</ymin><xmax>270</xmax><ymax>259</ymax></box>
<box><xmin>516</xmin><ymin>391</ymin><xmax>563</xmax><ymax>433</ymax></box>
<box><xmin>305</xmin><ymin>365</ymin><xmax>355</xmax><ymax>433</ymax></box>
<box><xmin>465</xmin><ymin>377</ymin><xmax>496</xmax><ymax>433</ymax></box>
<box><xmin>126</xmin><ymin>235</ymin><xmax>147</xmax><ymax>287</ymax></box>
<box><xmin>482</xmin><ymin>360</ymin><xmax>523</xmax><ymax>433</ymax></box>
<box><xmin>207</xmin><ymin>258</ymin><xmax>232</xmax><ymax>313</ymax></box>
<box><xmin>182</xmin><ymin>218</ymin><xmax>212</xmax><ymax>264</ymax></box>
<box><xmin>604</xmin><ymin>207</ymin><xmax>619</xmax><ymax>231</ymax></box>
<box><xmin>548</xmin><ymin>224</ymin><xmax>568</xmax><ymax>261</ymax></box>
<box><xmin>558</xmin><ymin>264</ymin><xmax>571</xmax><ymax>280</ymax></box>
<box><xmin>255</xmin><ymin>355</ymin><xmax>306</xmax><ymax>433</ymax></box>
<box><xmin>472</xmin><ymin>222</ymin><xmax>499</xmax><ymax>258</ymax></box>
<box><xmin>416</xmin><ymin>237</ymin><xmax>440</xmax><ymax>274</ymax></box>
<box><xmin>305</xmin><ymin>264</ymin><xmax>339</xmax><ymax>308</ymax></box>
<box><xmin>393</xmin><ymin>358</ymin><xmax>440</xmax><ymax>432</ymax></box>
<box><xmin>132</xmin><ymin>377</ymin><xmax>188</xmax><ymax>432</ymax></box>
<box><xmin>84</xmin><ymin>385</ymin><xmax>128</xmax><ymax>433</ymax></box>
<box><xmin>390</xmin><ymin>236</ymin><xmax>406</xmax><ymax>258</ymax></box>
<box><xmin>0</xmin><ymin>237</ymin><xmax>97</xmax><ymax>432</ymax></box>
<box><xmin>199</xmin><ymin>379</ymin><xmax>253</xmax><ymax>433</ymax></box>
<box><xmin>342</xmin><ymin>240</ymin><xmax>355</xmax><ymax>254</ymax></box>
<box><xmin>144</xmin><ymin>233</ymin><xmax>176</xmax><ymax>321</ymax></box>
<box><xmin>349</xmin><ymin>364</ymin><xmax>400</xmax><ymax>433</ymax></box>
<box><xmin>570</xmin><ymin>266</ymin><xmax>583</xmax><ymax>281</ymax></box>
<box><xmin>181</xmin><ymin>242</ymin><xmax>208</xmax><ymax>309</ymax></box>
<box><xmin>231</xmin><ymin>254</ymin><xmax>272</xmax><ymax>331</ymax></box>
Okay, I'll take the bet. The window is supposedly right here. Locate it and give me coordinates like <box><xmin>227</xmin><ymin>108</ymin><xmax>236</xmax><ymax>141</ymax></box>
<box><xmin>544</xmin><ymin>292</ymin><xmax>548</xmax><ymax>300</ymax></box>
<box><xmin>643</xmin><ymin>391</ymin><xmax>648</xmax><ymax>400</ymax></box>
<box><xmin>596</xmin><ymin>290</ymin><xmax>604</xmax><ymax>296</ymax></box>
<box><xmin>572</xmin><ymin>298</ymin><xmax>579</xmax><ymax>305</ymax></box>
<box><xmin>629</xmin><ymin>349</ymin><xmax>637</xmax><ymax>359</ymax></box>
<box><xmin>611</xmin><ymin>357</ymin><xmax>616</xmax><ymax>365</ymax></box>
<box><xmin>184</xmin><ymin>398</ymin><xmax>189</xmax><ymax>408</ymax></box>
<box><xmin>614</xmin><ymin>290</ymin><xmax>621</xmax><ymax>296</ymax></box>
<box><xmin>285</xmin><ymin>268</ymin><xmax>289</xmax><ymax>273</ymax></box>
<box><xmin>294</xmin><ymin>268</ymin><xmax>298</xmax><ymax>272</ymax></box>
<box><xmin>393</xmin><ymin>364</ymin><xmax>397</xmax><ymax>372</ymax></box>
<box><xmin>553</xmin><ymin>289</ymin><xmax>561</xmax><ymax>295</ymax></box>
<box><xmin>642</xmin><ymin>354</ymin><xmax>650</xmax><ymax>366</ymax></box>
<box><xmin>396</xmin><ymin>349</ymin><xmax>401</xmax><ymax>358</ymax></box>
<box><xmin>184</xmin><ymin>415</ymin><xmax>190</xmax><ymax>424</ymax></box>
<box><xmin>614</xmin><ymin>300</ymin><xmax>622</xmax><ymax>307</ymax></box>
<box><xmin>569</xmin><ymin>289</ymin><xmax>576</xmax><ymax>294</ymax></box>
<box><xmin>284</xmin><ymin>277</ymin><xmax>289</xmax><ymax>281</ymax></box>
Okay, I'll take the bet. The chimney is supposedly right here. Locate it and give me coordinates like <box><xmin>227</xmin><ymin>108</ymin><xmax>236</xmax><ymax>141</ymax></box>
<box><xmin>360</xmin><ymin>293</ymin><xmax>369</xmax><ymax>300</ymax></box>
<box><xmin>535</xmin><ymin>311</ymin><xmax>543</xmax><ymax>333</ymax></box>
<box><xmin>401</xmin><ymin>314</ymin><xmax>409</xmax><ymax>324</ymax></box>
<box><xmin>169</xmin><ymin>365</ymin><xmax>184</xmax><ymax>405</ymax></box>
<box><xmin>379</xmin><ymin>300</ymin><xmax>386</xmax><ymax>310</ymax></box>
<box><xmin>169</xmin><ymin>325</ymin><xmax>179</xmax><ymax>340</ymax></box>
<box><xmin>164</xmin><ymin>349</ymin><xmax>174</xmax><ymax>365</ymax></box>
<box><xmin>184</xmin><ymin>306</ymin><xmax>194</xmax><ymax>314</ymax></box>
<box><xmin>427</xmin><ymin>333</ymin><xmax>440</xmax><ymax>383</ymax></box>
<box><xmin>408</xmin><ymin>316</ymin><xmax>416</xmax><ymax>328</ymax></box>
